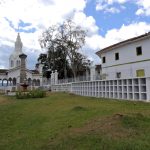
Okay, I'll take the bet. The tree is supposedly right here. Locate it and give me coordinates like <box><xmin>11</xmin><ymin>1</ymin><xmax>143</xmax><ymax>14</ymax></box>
<box><xmin>37</xmin><ymin>50</ymin><xmax>72</xmax><ymax>79</ymax></box>
<box><xmin>38</xmin><ymin>19</ymin><xmax>88</xmax><ymax>79</ymax></box>
<box><xmin>60</xmin><ymin>20</ymin><xmax>87</xmax><ymax>78</ymax></box>
<box><xmin>36</xmin><ymin>53</ymin><xmax>50</xmax><ymax>78</ymax></box>
<box><xmin>37</xmin><ymin>53</ymin><xmax>47</xmax><ymax>64</ymax></box>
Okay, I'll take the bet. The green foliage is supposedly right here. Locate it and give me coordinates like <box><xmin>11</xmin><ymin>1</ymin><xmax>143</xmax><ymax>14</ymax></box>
<box><xmin>16</xmin><ymin>89</ymin><xmax>46</xmax><ymax>99</ymax></box>
<box><xmin>38</xmin><ymin>19</ymin><xmax>89</xmax><ymax>79</ymax></box>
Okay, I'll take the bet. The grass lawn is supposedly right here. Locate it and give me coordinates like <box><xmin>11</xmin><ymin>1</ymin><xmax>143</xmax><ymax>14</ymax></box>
<box><xmin>0</xmin><ymin>92</ymin><xmax>150</xmax><ymax>150</ymax></box>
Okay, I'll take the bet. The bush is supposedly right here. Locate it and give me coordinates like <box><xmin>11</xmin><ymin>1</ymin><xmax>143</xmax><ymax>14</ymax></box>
<box><xmin>16</xmin><ymin>89</ymin><xmax>46</xmax><ymax>99</ymax></box>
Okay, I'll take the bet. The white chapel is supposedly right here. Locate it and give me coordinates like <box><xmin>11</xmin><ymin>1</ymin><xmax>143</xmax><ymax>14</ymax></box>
<box><xmin>0</xmin><ymin>33</ymin><xmax>43</xmax><ymax>90</ymax></box>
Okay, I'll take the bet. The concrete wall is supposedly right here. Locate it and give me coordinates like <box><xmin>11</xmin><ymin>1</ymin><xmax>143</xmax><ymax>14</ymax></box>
<box><xmin>102</xmin><ymin>61</ymin><xmax>150</xmax><ymax>80</ymax></box>
<box><xmin>100</xmin><ymin>38</ymin><xmax>150</xmax><ymax>79</ymax></box>
<box><xmin>0</xmin><ymin>74</ymin><xmax>7</xmax><ymax>79</ymax></box>
<box><xmin>8</xmin><ymin>69</ymin><xmax>20</xmax><ymax>83</ymax></box>
<box><xmin>52</xmin><ymin>77</ymin><xmax>150</xmax><ymax>102</ymax></box>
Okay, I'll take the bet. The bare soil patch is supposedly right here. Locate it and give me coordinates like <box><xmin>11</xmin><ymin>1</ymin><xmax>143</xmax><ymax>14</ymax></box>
<box><xmin>67</xmin><ymin>113</ymin><xmax>137</xmax><ymax>139</ymax></box>
<box><xmin>0</xmin><ymin>96</ymin><xmax>11</xmax><ymax>105</ymax></box>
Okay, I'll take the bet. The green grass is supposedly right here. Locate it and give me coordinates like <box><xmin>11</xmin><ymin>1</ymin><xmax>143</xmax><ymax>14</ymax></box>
<box><xmin>0</xmin><ymin>92</ymin><xmax>150</xmax><ymax>150</ymax></box>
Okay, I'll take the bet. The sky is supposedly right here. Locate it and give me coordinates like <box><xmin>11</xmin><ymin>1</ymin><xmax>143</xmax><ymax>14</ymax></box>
<box><xmin>0</xmin><ymin>0</ymin><xmax>150</xmax><ymax>69</ymax></box>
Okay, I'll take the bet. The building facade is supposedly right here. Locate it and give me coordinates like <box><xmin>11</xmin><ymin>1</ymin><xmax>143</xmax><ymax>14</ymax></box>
<box><xmin>96</xmin><ymin>32</ymin><xmax>150</xmax><ymax>80</ymax></box>
<box><xmin>0</xmin><ymin>33</ymin><xmax>43</xmax><ymax>91</ymax></box>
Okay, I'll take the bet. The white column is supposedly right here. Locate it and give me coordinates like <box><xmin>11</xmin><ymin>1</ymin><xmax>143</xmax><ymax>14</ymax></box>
<box><xmin>51</xmin><ymin>71</ymin><xmax>55</xmax><ymax>85</ymax></box>
<box><xmin>54</xmin><ymin>70</ymin><xmax>58</xmax><ymax>85</ymax></box>
<box><xmin>86</xmin><ymin>69</ymin><xmax>89</xmax><ymax>81</ymax></box>
<box><xmin>40</xmin><ymin>75</ymin><xmax>43</xmax><ymax>86</ymax></box>
<box><xmin>39</xmin><ymin>63</ymin><xmax>44</xmax><ymax>74</ymax></box>
<box><xmin>146</xmin><ymin>77</ymin><xmax>150</xmax><ymax>102</ymax></box>
<box><xmin>90</xmin><ymin>62</ymin><xmax>96</xmax><ymax>81</ymax></box>
<box><xmin>38</xmin><ymin>64</ymin><xmax>44</xmax><ymax>86</ymax></box>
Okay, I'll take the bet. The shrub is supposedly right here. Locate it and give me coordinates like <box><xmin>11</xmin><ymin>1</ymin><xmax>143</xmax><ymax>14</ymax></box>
<box><xmin>16</xmin><ymin>89</ymin><xmax>46</xmax><ymax>99</ymax></box>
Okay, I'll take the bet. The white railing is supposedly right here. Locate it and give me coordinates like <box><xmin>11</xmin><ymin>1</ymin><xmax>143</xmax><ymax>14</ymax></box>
<box><xmin>57</xmin><ymin>75</ymin><xmax>101</xmax><ymax>84</ymax></box>
<box><xmin>51</xmin><ymin>77</ymin><xmax>150</xmax><ymax>102</ymax></box>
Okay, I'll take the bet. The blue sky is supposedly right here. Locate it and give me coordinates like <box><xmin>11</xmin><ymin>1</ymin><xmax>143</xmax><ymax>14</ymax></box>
<box><xmin>85</xmin><ymin>0</ymin><xmax>150</xmax><ymax>36</ymax></box>
<box><xmin>0</xmin><ymin>0</ymin><xmax>150</xmax><ymax>69</ymax></box>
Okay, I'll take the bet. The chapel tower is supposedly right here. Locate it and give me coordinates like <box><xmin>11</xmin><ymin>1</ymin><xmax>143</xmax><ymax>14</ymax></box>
<box><xmin>9</xmin><ymin>33</ymin><xmax>24</xmax><ymax>69</ymax></box>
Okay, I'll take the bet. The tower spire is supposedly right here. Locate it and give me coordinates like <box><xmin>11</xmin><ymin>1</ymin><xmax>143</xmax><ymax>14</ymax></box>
<box><xmin>15</xmin><ymin>32</ymin><xmax>23</xmax><ymax>52</ymax></box>
<box><xmin>9</xmin><ymin>32</ymin><xmax>24</xmax><ymax>69</ymax></box>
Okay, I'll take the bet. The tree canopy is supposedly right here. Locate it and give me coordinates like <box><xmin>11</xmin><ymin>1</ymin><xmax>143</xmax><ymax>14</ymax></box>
<box><xmin>38</xmin><ymin>19</ymin><xmax>90</xmax><ymax>79</ymax></box>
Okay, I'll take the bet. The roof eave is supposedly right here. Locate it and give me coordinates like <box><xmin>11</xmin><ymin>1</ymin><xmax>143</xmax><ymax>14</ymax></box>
<box><xmin>96</xmin><ymin>32</ymin><xmax>150</xmax><ymax>56</ymax></box>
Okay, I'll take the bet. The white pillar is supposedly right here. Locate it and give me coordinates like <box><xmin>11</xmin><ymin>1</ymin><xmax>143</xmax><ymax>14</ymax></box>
<box><xmin>146</xmin><ymin>77</ymin><xmax>150</xmax><ymax>102</ymax></box>
<box><xmin>40</xmin><ymin>75</ymin><xmax>43</xmax><ymax>86</ymax></box>
<box><xmin>86</xmin><ymin>69</ymin><xmax>89</xmax><ymax>81</ymax></box>
<box><xmin>51</xmin><ymin>71</ymin><xmax>55</xmax><ymax>85</ymax></box>
<box><xmin>90</xmin><ymin>62</ymin><xmax>96</xmax><ymax>81</ymax></box>
<box><xmin>38</xmin><ymin>64</ymin><xmax>44</xmax><ymax>86</ymax></box>
<box><xmin>39</xmin><ymin>63</ymin><xmax>44</xmax><ymax>74</ymax></box>
<box><xmin>54</xmin><ymin>70</ymin><xmax>58</xmax><ymax>85</ymax></box>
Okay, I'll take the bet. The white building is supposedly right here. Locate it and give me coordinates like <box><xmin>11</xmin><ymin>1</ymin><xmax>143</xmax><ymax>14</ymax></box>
<box><xmin>0</xmin><ymin>33</ymin><xmax>43</xmax><ymax>91</ymax></box>
<box><xmin>96</xmin><ymin>32</ymin><xmax>150</xmax><ymax>80</ymax></box>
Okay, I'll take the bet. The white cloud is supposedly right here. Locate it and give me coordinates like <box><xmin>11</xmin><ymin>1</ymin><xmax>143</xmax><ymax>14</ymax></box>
<box><xmin>81</xmin><ymin>21</ymin><xmax>150</xmax><ymax>64</ymax></box>
<box><xmin>0</xmin><ymin>0</ymin><xmax>87</xmax><ymax>49</ymax></box>
<box><xmin>85</xmin><ymin>22</ymin><xmax>150</xmax><ymax>53</ymax></box>
<box><xmin>96</xmin><ymin>3</ymin><xmax>107</xmax><ymax>11</ymax></box>
<box><xmin>1</xmin><ymin>0</ymin><xmax>102</xmax><ymax>68</ymax></box>
<box><xmin>73</xmin><ymin>12</ymin><xmax>99</xmax><ymax>35</ymax></box>
<box><xmin>136</xmin><ymin>8</ymin><xmax>145</xmax><ymax>15</ymax></box>
<box><xmin>107</xmin><ymin>0</ymin><xmax>128</xmax><ymax>4</ymax></box>
<box><xmin>1</xmin><ymin>0</ymin><xmax>150</xmax><ymax>69</ymax></box>
<box><xmin>136</xmin><ymin>0</ymin><xmax>150</xmax><ymax>16</ymax></box>
<box><xmin>96</xmin><ymin>0</ymin><xmax>128</xmax><ymax>13</ymax></box>
<box><xmin>136</xmin><ymin>0</ymin><xmax>150</xmax><ymax>10</ymax></box>
<box><xmin>96</xmin><ymin>0</ymin><xmax>150</xmax><ymax>16</ymax></box>
<box><xmin>85</xmin><ymin>35</ymin><xmax>103</xmax><ymax>50</ymax></box>
<box><xmin>105</xmin><ymin>7</ymin><xmax>120</xmax><ymax>13</ymax></box>
<box><xmin>103</xmin><ymin>22</ymin><xmax>150</xmax><ymax>46</ymax></box>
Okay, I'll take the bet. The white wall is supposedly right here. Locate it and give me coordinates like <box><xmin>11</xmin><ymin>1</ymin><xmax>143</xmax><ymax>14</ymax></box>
<box><xmin>0</xmin><ymin>74</ymin><xmax>7</xmax><ymax>79</ymax></box>
<box><xmin>52</xmin><ymin>77</ymin><xmax>150</xmax><ymax>102</ymax></box>
<box><xmin>8</xmin><ymin>69</ymin><xmax>20</xmax><ymax>78</ymax></box>
<box><xmin>100</xmin><ymin>37</ymin><xmax>150</xmax><ymax>79</ymax></box>
<box><xmin>102</xmin><ymin>61</ymin><xmax>150</xmax><ymax>80</ymax></box>
<box><xmin>26</xmin><ymin>70</ymin><xmax>33</xmax><ymax>79</ymax></box>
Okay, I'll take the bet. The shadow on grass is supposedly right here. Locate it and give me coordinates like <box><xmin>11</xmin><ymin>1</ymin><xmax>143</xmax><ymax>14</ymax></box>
<box><xmin>71</xmin><ymin>106</ymin><xmax>88</xmax><ymax>111</ymax></box>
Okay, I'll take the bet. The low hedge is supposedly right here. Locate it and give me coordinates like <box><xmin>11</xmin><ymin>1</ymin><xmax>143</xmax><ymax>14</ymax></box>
<box><xmin>16</xmin><ymin>89</ymin><xmax>46</xmax><ymax>99</ymax></box>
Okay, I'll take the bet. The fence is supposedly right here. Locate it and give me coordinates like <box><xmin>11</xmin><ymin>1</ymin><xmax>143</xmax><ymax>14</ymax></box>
<box><xmin>51</xmin><ymin>77</ymin><xmax>150</xmax><ymax>102</ymax></box>
<box><xmin>57</xmin><ymin>75</ymin><xmax>101</xmax><ymax>84</ymax></box>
